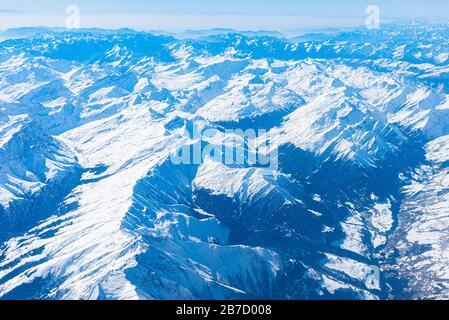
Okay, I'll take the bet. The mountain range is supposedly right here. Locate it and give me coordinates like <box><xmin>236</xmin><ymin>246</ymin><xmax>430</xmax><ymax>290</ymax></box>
<box><xmin>1</xmin><ymin>21</ymin><xmax>449</xmax><ymax>299</ymax></box>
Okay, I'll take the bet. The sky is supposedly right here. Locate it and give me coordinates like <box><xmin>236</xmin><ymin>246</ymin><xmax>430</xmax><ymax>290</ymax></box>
<box><xmin>1</xmin><ymin>0</ymin><xmax>449</xmax><ymax>31</ymax></box>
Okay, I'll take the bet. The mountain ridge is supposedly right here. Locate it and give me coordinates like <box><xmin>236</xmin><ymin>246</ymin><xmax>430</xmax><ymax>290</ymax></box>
<box><xmin>1</xmin><ymin>22</ymin><xmax>449</xmax><ymax>299</ymax></box>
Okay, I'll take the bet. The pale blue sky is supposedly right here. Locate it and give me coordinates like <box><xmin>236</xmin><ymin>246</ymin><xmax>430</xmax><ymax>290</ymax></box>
<box><xmin>1</xmin><ymin>0</ymin><xmax>448</xmax><ymax>31</ymax></box>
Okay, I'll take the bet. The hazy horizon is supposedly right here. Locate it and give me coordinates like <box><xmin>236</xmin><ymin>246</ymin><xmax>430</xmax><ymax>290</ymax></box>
<box><xmin>1</xmin><ymin>0</ymin><xmax>449</xmax><ymax>31</ymax></box>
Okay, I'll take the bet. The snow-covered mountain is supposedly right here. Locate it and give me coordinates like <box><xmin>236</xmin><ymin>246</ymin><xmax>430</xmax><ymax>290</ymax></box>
<box><xmin>1</xmin><ymin>21</ymin><xmax>449</xmax><ymax>300</ymax></box>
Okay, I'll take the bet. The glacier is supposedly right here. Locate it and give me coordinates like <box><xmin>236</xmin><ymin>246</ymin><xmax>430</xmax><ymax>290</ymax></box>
<box><xmin>0</xmin><ymin>21</ymin><xmax>449</xmax><ymax>300</ymax></box>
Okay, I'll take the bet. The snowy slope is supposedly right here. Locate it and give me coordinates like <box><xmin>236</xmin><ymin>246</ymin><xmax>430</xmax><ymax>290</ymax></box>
<box><xmin>383</xmin><ymin>135</ymin><xmax>449</xmax><ymax>299</ymax></box>
<box><xmin>0</xmin><ymin>22</ymin><xmax>449</xmax><ymax>300</ymax></box>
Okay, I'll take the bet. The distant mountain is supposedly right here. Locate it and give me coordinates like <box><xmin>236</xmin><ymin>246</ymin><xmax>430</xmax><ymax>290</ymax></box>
<box><xmin>289</xmin><ymin>32</ymin><xmax>333</xmax><ymax>42</ymax></box>
<box><xmin>0</xmin><ymin>22</ymin><xmax>449</xmax><ymax>300</ymax></box>
<box><xmin>0</xmin><ymin>27</ymin><xmax>63</xmax><ymax>39</ymax></box>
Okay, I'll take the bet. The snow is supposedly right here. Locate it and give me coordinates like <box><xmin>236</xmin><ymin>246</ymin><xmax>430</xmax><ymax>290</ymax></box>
<box><xmin>1</xmin><ymin>22</ymin><xmax>449</xmax><ymax>300</ymax></box>
<box><xmin>325</xmin><ymin>253</ymin><xmax>381</xmax><ymax>291</ymax></box>
<box><xmin>426</xmin><ymin>135</ymin><xmax>449</xmax><ymax>163</ymax></box>
<box><xmin>339</xmin><ymin>212</ymin><xmax>369</xmax><ymax>257</ymax></box>
<box><xmin>368</xmin><ymin>200</ymin><xmax>394</xmax><ymax>249</ymax></box>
